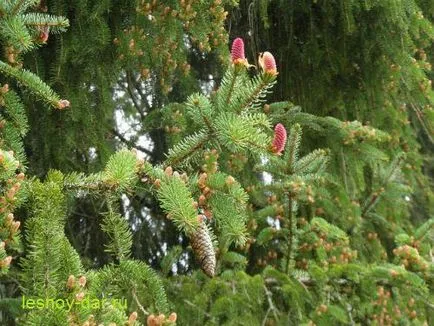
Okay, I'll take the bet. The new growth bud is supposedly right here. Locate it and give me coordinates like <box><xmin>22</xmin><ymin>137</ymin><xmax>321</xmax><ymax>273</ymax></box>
<box><xmin>66</xmin><ymin>275</ymin><xmax>75</xmax><ymax>289</ymax></box>
<box><xmin>168</xmin><ymin>312</ymin><xmax>177</xmax><ymax>322</ymax></box>
<box><xmin>128</xmin><ymin>311</ymin><xmax>138</xmax><ymax>324</ymax></box>
<box><xmin>0</xmin><ymin>256</ymin><xmax>12</xmax><ymax>268</ymax></box>
<box><xmin>78</xmin><ymin>275</ymin><xmax>87</xmax><ymax>287</ymax></box>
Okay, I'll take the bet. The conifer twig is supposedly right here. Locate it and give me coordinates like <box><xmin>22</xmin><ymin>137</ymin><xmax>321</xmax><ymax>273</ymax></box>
<box><xmin>409</xmin><ymin>103</ymin><xmax>433</xmax><ymax>144</ymax></box>
<box><xmin>361</xmin><ymin>155</ymin><xmax>404</xmax><ymax>217</ymax></box>
<box><xmin>285</xmin><ymin>193</ymin><xmax>294</xmax><ymax>274</ymax></box>
<box><xmin>111</xmin><ymin>128</ymin><xmax>152</xmax><ymax>156</ymax></box>
<box><xmin>340</xmin><ymin>148</ymin><xmax>349</xmax><ymax>194</ymax></box>
<box><xmin>183</xmin><ymin>299</ymin><xmax>213</xmax><ymax>318</ymax></box>
<box><xmin>237</xmin><ymin>76</ymin><xmax>274</xmax><ymax>112</ymax></box>
<box><xmin>262</xmin><ymin>285</ymin><xmax>279</xmax><ymax>324</ymax></box>
<box><xmin>126</xmin><ymin>71</ymin><xmax>146</xmax><ymax>120</ymax></box>
<box><xmin>132</xmin><ymin>287</ymin><xmax>149</xmax><ymax>316</ymax></box>
<box><xmin>165</xmin><ymin>134</ymin><xmax>210</xmax><ymax>167</ymax></box>
<box><xmin>11</xmin><ymin>0</ymin><xmax>26</xmax><ymax>15</ymax></box>
<box><xmin>224</xmin><ymin>68</ymin><xmax>239</xmax><ymax>106</ymax></box>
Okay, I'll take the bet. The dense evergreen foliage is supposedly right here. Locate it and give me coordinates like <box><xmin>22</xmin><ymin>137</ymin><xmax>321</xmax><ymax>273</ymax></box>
<box><xmin>0</xmin><ymin>0</ymin><xmax>433</xmax><ymax>325</ymax></box>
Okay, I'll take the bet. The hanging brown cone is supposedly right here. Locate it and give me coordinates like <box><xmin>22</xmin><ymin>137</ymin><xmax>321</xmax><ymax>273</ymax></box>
<box><xmin>190</xmin><ymin>219</ymin><xmax>216</xmax><ymax>277</ymax></box>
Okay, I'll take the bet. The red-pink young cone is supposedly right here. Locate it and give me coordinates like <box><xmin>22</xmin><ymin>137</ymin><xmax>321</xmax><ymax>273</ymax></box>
<box><xmin>272</xmin><ymin>123</ymin><xmax>287</xmax><ymax>154</ymax></box>
<box><xmin>259</xmin><ymin>51</ymin><xmax>278</xmax><ymax>75</ymax></box>
<box><xmin>231</xmin><ymin>38</ymin><xmax>247</xmax><ymax>65</ymax></box>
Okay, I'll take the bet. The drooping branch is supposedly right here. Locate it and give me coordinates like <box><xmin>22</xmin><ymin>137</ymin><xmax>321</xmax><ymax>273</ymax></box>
<box><xmin>111</xmin><ymin>128</ymin><xmax>152</xmax><ymax>156</ymax></box>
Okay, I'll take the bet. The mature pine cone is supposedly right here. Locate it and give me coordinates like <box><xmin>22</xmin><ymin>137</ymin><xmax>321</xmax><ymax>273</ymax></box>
<box><xmin>191</xmin><ymin>220</ymin><xmax>216</xmax><ymax>277</ymax></box>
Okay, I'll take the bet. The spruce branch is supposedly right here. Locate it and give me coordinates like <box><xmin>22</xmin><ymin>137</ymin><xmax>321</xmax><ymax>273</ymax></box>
<box><xmin>262</xmin><ymin>284</ymin><xmax>279</xmax><ymax>325</ymax></box>
<box><xmin>3</xmin><ymin>90</ymin><xmax>29</xmax><ymax>136</ymax></box>
<box><xmin>233</xmin><ymin>74</ymin><xmax>276</xmax><ymax>112</ymax></box>
<box><xmin>293</xmin><ymin>149</ymin><xmax>329</xmax><ymax>174</ymax></box>
<box><xmin>132</xmin><ymin>287</ymin><xmax>150</xmax><ymax>316</ymax></box>
<box><xmin>409</xmin><ymin>102</ymin><xmax>434</xmax><ymax>144</ymax></box>
<box><xmin>111</xmin><ymin>128</ymin><xmax>152</xmax><ymax>156</ymax></box>
<box><xmin>165</xmin><ymin>130</ymin><xmax>210</xmax><ymax>167</ymax></box>
<box><xmin>214</xmin><ymin>112</ymin><xmax>270</xmax><ymax>152</ymax></box>
<box><xmin>125</xmin><ymin>71</ymin><xmax>146</xmax><ymax>120</ymax></box>
<box><xmin>102</xmin><ymin>149</ymin><xmax>139</xmax><ymax>192</ymax></box>
<box><xmin>0</xmin><ymin>60</ymin><xmax>63</xmax><ymax>108</ymax></box>
<box><xmin>223</xmin><ymin>66</ymin><xmax>240</xmax><ymax>107</ymax></box>
<box><xmin>185</xmin><ymin>93</ymin><xmax>214</xmax><ymax>130</ymax></box>
<box><xmin>0</xmin><ymin>16</ymin><xmax>33</xmax><ymax>51</ymax></box>
<box><xmin>101</xmin><ymin>197</ymin><xmax>133</xmax><ymax>261</ymax></box>
<box><xmin>157</xmin><ymin>176</ymin><xmax>199</xmax><ymax>236</ymax></box>
<box><xmin>284</xmin><ymin>124</ymin><xmax>302</xmax><ymax>173</ymax></box>
<box><xmin>285</xmin><ymin>193</ymin><xmax>295</xmax><ymax>274</ymax></box>
<box><xmin>10</xmin><ymin>0</ymin><xmax>38</xmax><ymax>16</ymax></box>
<box><xmin>361</xmin><ymin>154</ymin><xmax>405</xmax><ymax>217</ymax></box>
<box><xmin>21</xmin><ymin>13</ymin><xmax>69</xmax><ymax>32</ymax></box>
<box><xmin>340</xmin><ymin>147</ymin><xmax>350</xmax><ymax>195</ymax></box>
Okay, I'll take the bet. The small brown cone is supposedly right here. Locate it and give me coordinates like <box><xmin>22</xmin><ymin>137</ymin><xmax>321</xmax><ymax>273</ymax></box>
<box><xmin>190</xmin><ymin>219</ymin><xmax>216</xmax><ymax>277</ymax></box>
<box><xmin>128</xmin><ymin>311</ymin><xmax>138</xmax><ymax>325</ymax></box>
<box><xmin>78</xmin><ymin>275</ymin><xmax>87</xmax><ymax>287</ymax></box>
<box><xmin>66</xmin><ymin>275</ymin><xmax>75</xmax><ymax>289</ymax></box>
<box><xmin>168</xmin><ymin>312</ymin><xmax>177</xmax><ymax>322</ymax></box>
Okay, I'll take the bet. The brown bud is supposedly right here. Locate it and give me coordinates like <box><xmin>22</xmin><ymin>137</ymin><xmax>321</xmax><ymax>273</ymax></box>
<box><xmin>180</xmin><ymin>172</ymin><xmax>188</xmax><ymax>182</ymax></box>
<box><xmin>198</xmin><ymin>194</ymin><xmax>206</xmax><ymax>205</ymax></box>
<box><xmin>11</xmin><ymin>221</ymin><xmax>20</xmax><ymax>233</ymax></box>
<box><xmin>156</xmin><ymin>314</ymin><xmax>165</xmax><ymax>324</ymax></box>
<box><xmin>408</xmin><ymin>298</ymin><xmax>415</xmax><ymax>307</ymax></box>
<box><xmin>204</xmin><ymin>210</ymin><xmax>212</xmax><ymax>219</ymax></box>
<box><xmin>67</xmin><ymin>275</ymin><xmax>75</xmax><ymax>289</ymax></box>
<box><xmin>164</xmin><ymin>166</ymin><xmax>173</xmax><ymax>176</ymax></box>
<box><xmin>168</xmin><ymin>312</ymin><xmax>177</xmax><ymax>322</ymax></box>
<box><xmin>75</xmin><ymin>292</ymin><xmax>85</xmax><ymax>301</ymax></box>
<box><xmin>128</xmin><ymin>311</ymin><xmax>138</xmax><ymax>324</ymax></box>
<box><xmin>78</xmin><ymin>275</ymin><xmax>87</xmax><ymax>287</ymax></box>
<box><xmin>225</xmin><ymin>176</ymin><xmax>235</xmax><ymax>186</ymax></box>
<box><xmin>141</xmin><ymin>68</ymin><xmax>150</xmax><ymax>78</ymax></box>
<box><xmin>319</xmin><ymin>304</ymin><xmax>328</xmax><ymax>313</ymax></box>
<box><xmin>1</xmin><ymin>256</ymin><xmax>12</xmax><ymax>267</ymax></box>
<box><xmin>5</xmin><ymin>213</ymin><xmax>14</xmax><ymax>226</ymax></box>
<box><xmin>0</xmin><ymin>84</ymin><xmax>9</xmax><ymax>94</ymax></box>
<box><xmin>390</xmin><ymin>269</ymin><xmax>399</xmax><ymax>278</ymax></box>
<box><xmin>153</xmin><ymin>179</ymin><xmax>161</xmax><ymax>188</ymax></box>
<box><xmin>57</xmin><ymin>99</ymin><xmax>70</xmax><ymax>109</ymax></box>
<box><xmin>147</xmin><ymin>314</ymin><xmax>156</xmax><ymax>326</ymax></box>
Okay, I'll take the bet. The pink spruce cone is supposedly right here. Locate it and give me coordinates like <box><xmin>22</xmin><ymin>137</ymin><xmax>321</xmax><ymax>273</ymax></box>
<box><xmin>272</xmin><ymin>123</ymin><xmax>287</xmax><ymax>154</ymax></box>
<box><xmin>231</xmin><ymin>37</ymin><xmax>247</xmax><ymax>65</ymax></box>
<box><xmin>260</xmin><ymin>51</ymin><xmax>277</xmax><ymax>75</ymax></box>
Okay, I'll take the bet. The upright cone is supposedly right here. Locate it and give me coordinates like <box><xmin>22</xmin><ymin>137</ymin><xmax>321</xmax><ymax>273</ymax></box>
<box><xmin>191</xmin><ymin>219</ymin><xmax>216</xmax><ymax>277</ymax></box>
